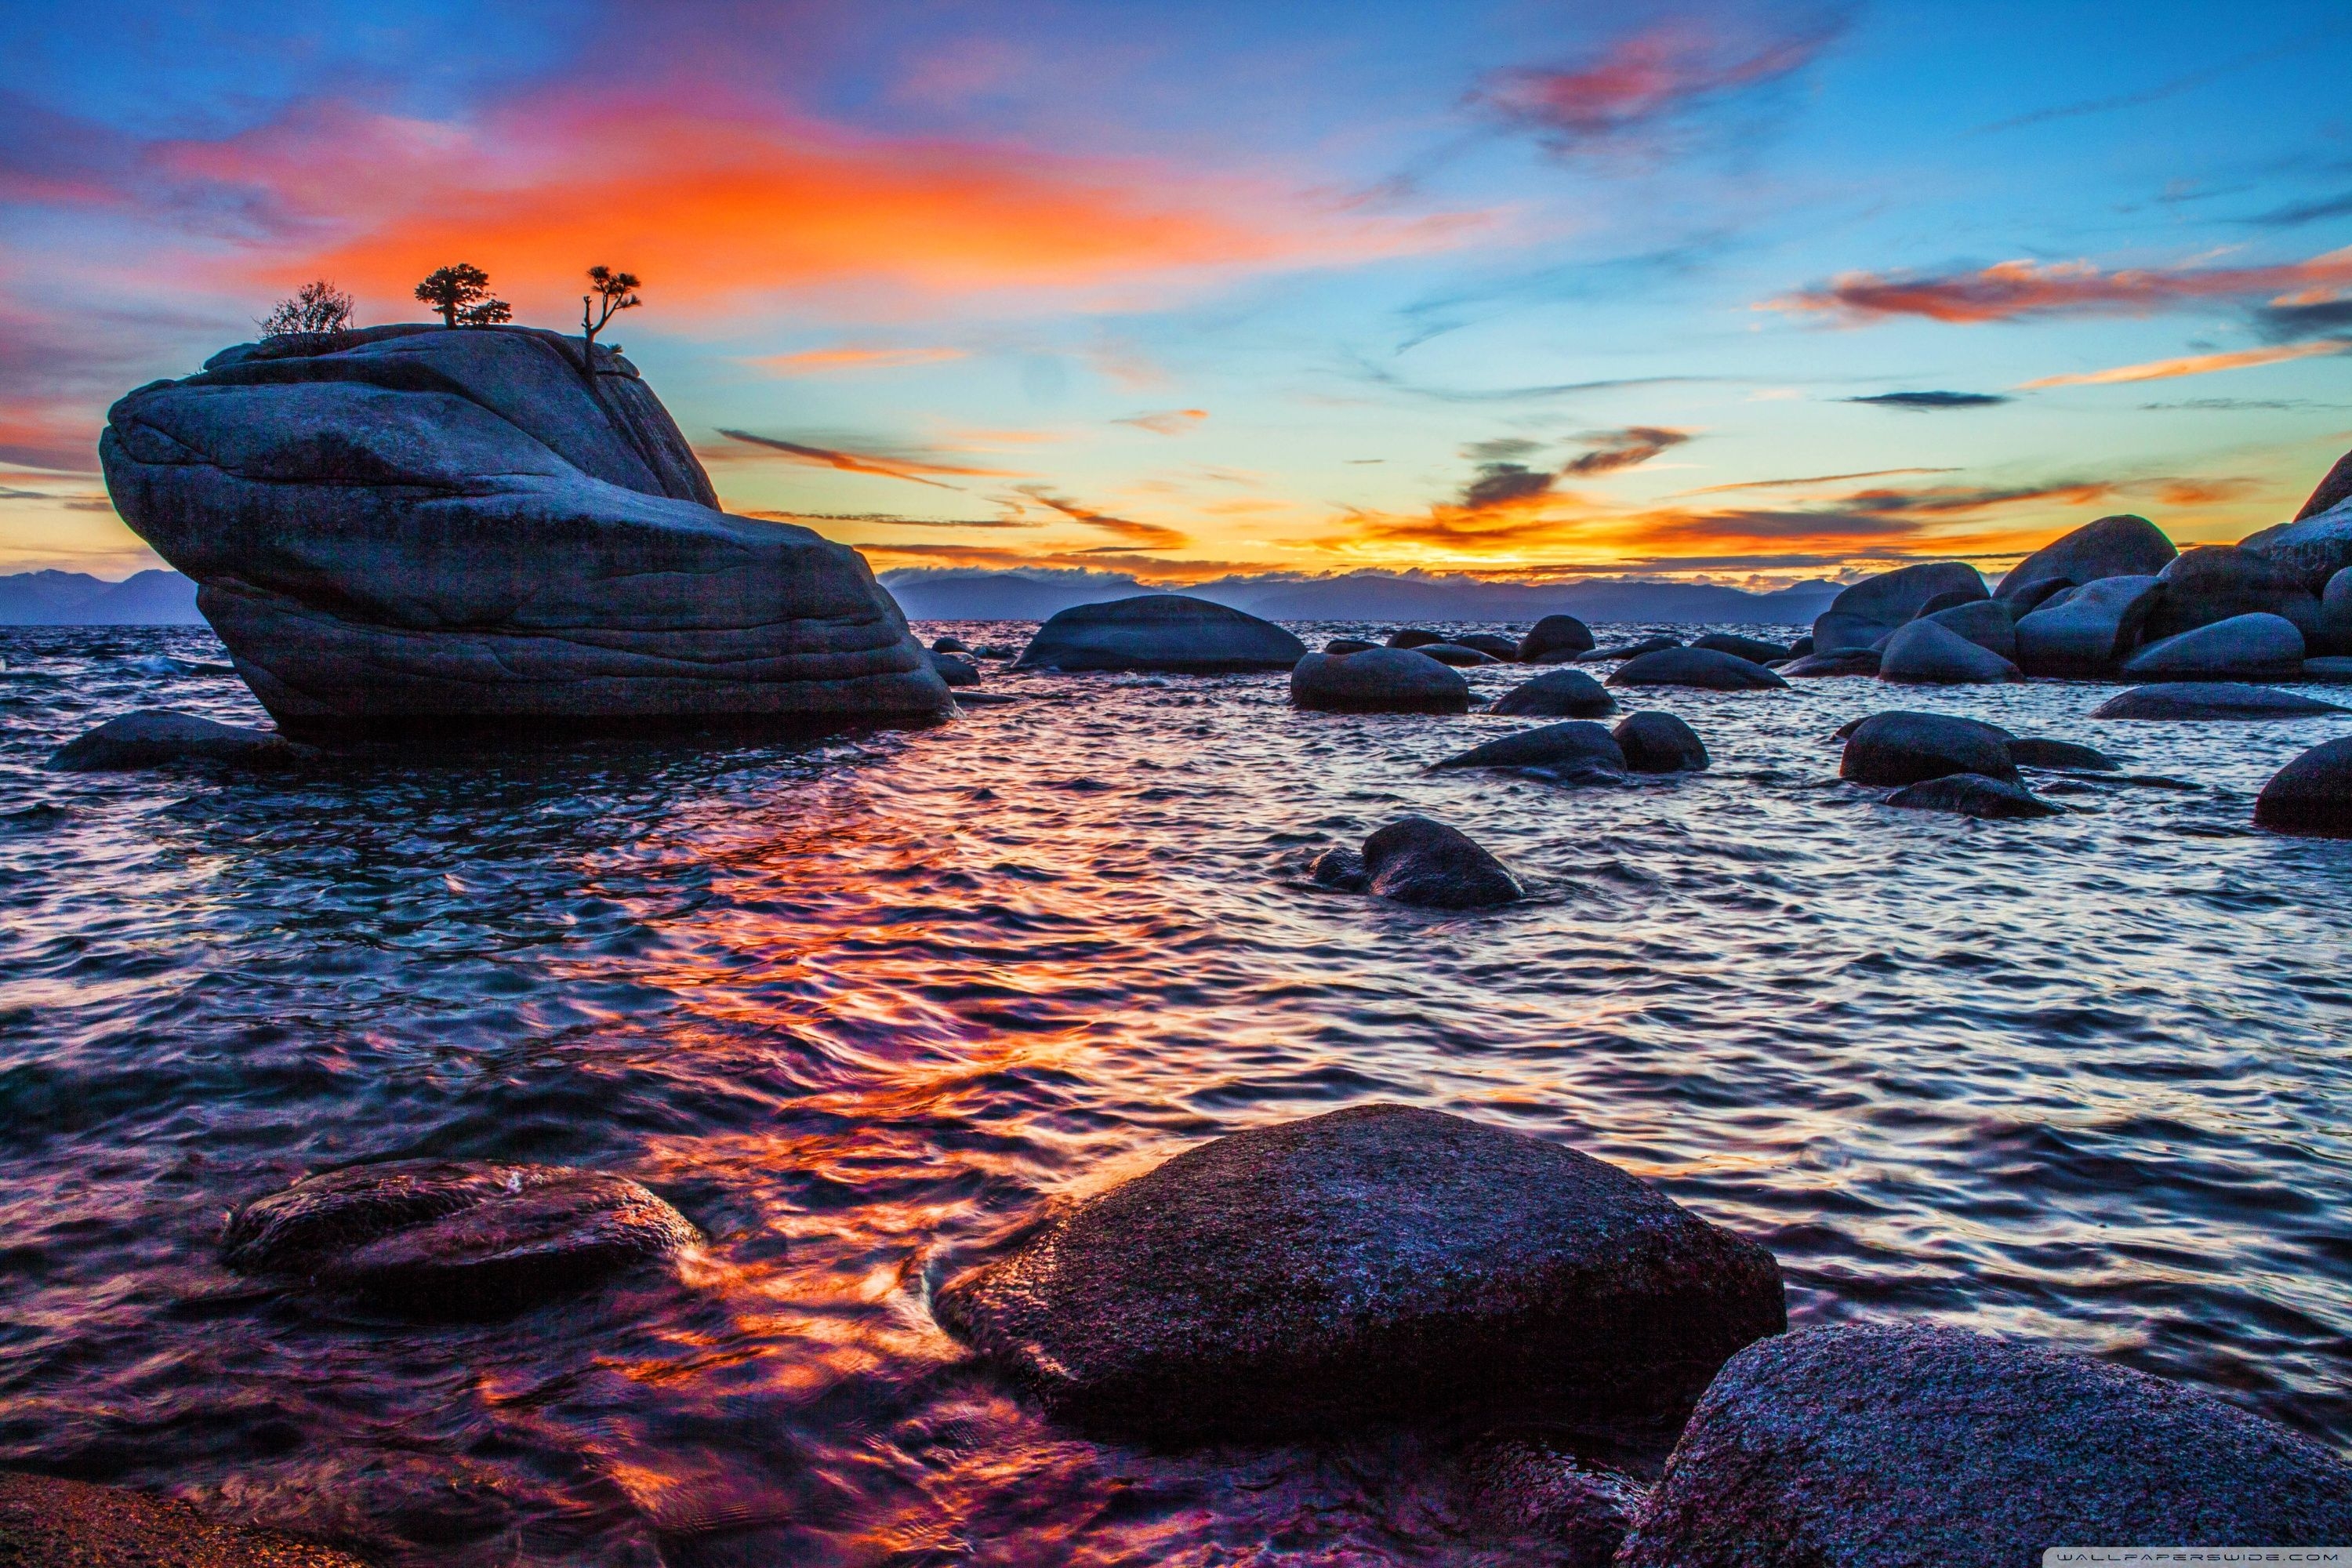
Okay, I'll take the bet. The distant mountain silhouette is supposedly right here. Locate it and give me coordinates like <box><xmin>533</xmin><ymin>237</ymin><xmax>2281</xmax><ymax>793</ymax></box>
<box><xmin>880</xmin><ymin>568</ymin><xmax>1839</xmax><ymax>626</ymax></box>
<box><xmin>0</xmin><ymin>569</ymin><xmax>204</xmax><ymax>625</ymax></box>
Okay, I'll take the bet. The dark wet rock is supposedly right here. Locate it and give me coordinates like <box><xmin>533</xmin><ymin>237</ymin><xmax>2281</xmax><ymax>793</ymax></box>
<box><xmin>1786</xmin><ymin>635</ymin><xmax>1813</xmax><ymax>657</ymax></box>
<box><xmin>1290</xmin><ymin>648</ymin><xmax>1471</xmax><ymax>713</ymax></box>
<box><xmin>1813</xmin><ymin>561</ymin><xmax>1987</xmax><ymax>652</ymax></box>
<box><xmin>1613</xmin><ymin>711</ymin><xmax>1708</xmax><ymax>772</ymax></box>
<box><xmin>2122</xmin><ymin>612</ymin><xmax>2306</xmax><ymax>680</ymax></box>
<box><xmin>45</xmin><ymin>709</ymin><xmax>305</xmax><ymax>771</ymax></box>
<box><xmin>2008</xmin><ymin>737</ymin><xmax>2118</xmax><ymax>771</ymax></box>
<box><xmin>931</xmin><ymin>1103</ymin><xmax>1784</xmax><ymax>1439</ymax></box>
<box><xmin>1578</xmin><ymin>634</ymin><xmax>1680</xmax><ymax>663</ymax></box>
<box><xmin>2296</xmin><ymin>447</ymin><xmax>2352</xmax><ymax>522</ymax></box>
<box><xmin>1322</xmin><ymin>637</ymin><xmax>1379</xmax><ymax>655</ymax></box>
<box><xmin>1308</xmin><ymin>845</ymin><xmax>1368</xmax><ymax>891</ymax></box>
<box><xmin>1362</xmin><ymin>817</ymin><xmax>1527</xmax><ymax>907</ymax></box>
<box><xmin>1910</xmin><ymin>587</ymin><xmax>1980</xmax><ymax>619</ymax></box>
<box><xmin>973</xmin><ymin>643</ymin><xmax>1018</xmax><ymax>661</ymax></box>
<box><xmin>931</xmin><ymin>635</ymin><xmax>972</xmax><ymax>653</ymax></box>
<box><xmin>2144</xmin><ymin>545</ymin><xmax>2322</xmax><ymax>641</ymax></box>
<box><xmin>1018</xmin><ymin>594</ymin><xmax>1305</xmax><ymax>673</ymax></box>
<box><xmin>1615</xmin><ymin>1322</ymin><xmax>2352</xmax><ymax>1568</ymax></box>
<box><xmin>101</xmin><ymin>325</ymin><xmax>949</xmax><ymax>735</ymax></box>
<box><xmin>1455</xmin><ymin>632</ymin><xmax>1523</xmax><ymax>660</ymax></box>
<box><xmin>953</xmin><ymin>690</ymin><xmax>1020</xmax><ymax>706</ymax></box>
<box><xmin>1919</xmin><ymin>598</ymin><xmax>2016</xmax><ymax>659</ymax></box>
<box><xmin>2092</xmin><ymin>681</ymin><xmax>2350</xmax><ymax>720</ymax></box>
<box><xmin>1385</xmin><ymin>628</ymin><xmax>1448</xmax><ymax>649</ymax></box>
<box><xmin>2303</xmin><ymin>655</ymin><xmax>2352</xmax><ymax>682</ymax></box>
<box><xmin>1607</xmin><ymin>648</ymin><xmax>1787</xmax><ymax>691</ymax></box>
<box><xmin>0</xmin><ymin>1472</ymin><xmax>371</xmax><ymax>1567</ymax></box>
<box><xmin>222</xmin><ymin>1159</ymin><xmax>700</xmax><ymax>1315</ymax></box>
<box><xmin>1415</xmin><ymin>641</ymin><xmax>1500</xmax><ymax>666</ymax></box>
<box><xmin>1490</xmin><ymin>666</ymin><xmax>1615</xmax><ymax>717</ymax></box>
<box><xmin>1518</xmin><ymin>614</ymin><xmax>1595</xmax><ymax>662</ymax></box>
<box><xmin>1995</xmin><ymin>513</ymin><xmax>2177</xmax><ymax>605</ymax></box>
<box><xmin>1780</xmin><ymin>648</ymin><xmax>1880</xmax><ymax>677</ymax></box>
<box><xmin>2317</xmin><ymin>565</ymin><xmax>2352</xmax><ymax>655</ymax></box>
<box><xmin>1878</xmin><ymin>620</ymin><xmax>2021</xmax><ymax>684</ymax></box>
<box><xmin>1463</xmin><ymin>1433</ymin><xmax>1647</xmax><ymax>1566</ymax></box>
<box><xmin>927</xmin><ymin>652</ymin><xmax>981</xmax><ymax>687</ymax></box>
<box><xmin>2241</xmin><ymin>495</ymin><xmax>2352</xmax><ymax>592</ymax></box>
<box><xmin>1690</xmin><ymin>633</ymin><xmax>1789</xmax><ymax>663</ymax></box>
<box><xmin>1433</xmin><ymin>720</ymin><xmax>1626</xmax><ymax>782</ymax></box>
<box><xmin>1885</xmin><ymin>771</ymin><xmax>2060</xmax><ymax>819</ymax></box>
<box><xmin>2013</xmin><ymin>573</ymin><xmax>2161</xmax><ymax>677</ymax></box>
<box><xmin>2255</xmin><ymin>736</ymin><xmax>2352</xmax><ymax>837</ymax></box>
<box><xmin>1841</xmin><ymin>711</ymin><xmax>2020</xmax><ymax>786</ymax></box>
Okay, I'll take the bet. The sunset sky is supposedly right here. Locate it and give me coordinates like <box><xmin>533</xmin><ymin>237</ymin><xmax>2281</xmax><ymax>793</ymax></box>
<box><xmin>3</xmin><ymin>0</ymin><xmax>2349</xmax><ymax>586</ymax></box>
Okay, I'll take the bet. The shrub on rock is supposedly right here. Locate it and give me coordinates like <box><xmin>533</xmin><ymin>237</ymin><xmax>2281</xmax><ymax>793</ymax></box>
<box><xmin>1613</xmin><ymin>711</ymin><xmax>1708</xmax><ymax>772</ymax></box>
<box><xmin>1616</xmin><ymin>1323</ymin><xmax>2352</xmax><ymax>1568</ymax></box>
<box><xmin>1017</xmin><ymin>594</ymin><xmax>1305</xmax><ymax>673</ymax></box>
<box><xmin>1606</xmin><ymin>648</ymin><xmax>1787</xmax><ymax>691</ymax></box>
<box><xmin>2254</xmin><ymin>735</ymin><xmax>2352</xmax><ymax>837</ymax></box>
<box><xmin>1490</xmin><ymin>667</ymin><xmax>1615</xmax><ymax>717</ymax></box>
<box><xmin>1518</xmin><ymin>614</ymin><xmax>1595</xmax><ymax>662</ymax></box>
<box><xmin>2122</xmin><ymin>612</ymin><xmax>2306</xmax><ymax>681</ymax></box>
<box><xmin>931</xmin><ymin>1104</ymin><xmax>1784</xmax><ymax>1439</ymax></box>
<box><xmin>1290</xmin><ymin>648</ymin><xmax>1471</xmax><ymax>713</ymax></box>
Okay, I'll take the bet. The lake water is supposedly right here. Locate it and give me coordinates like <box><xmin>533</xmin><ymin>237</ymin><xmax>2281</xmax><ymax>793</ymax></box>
<box><xmin>2</xmin><ymin>621</ymin><xmax>2347</xmax><ymax>1566</ymax></box>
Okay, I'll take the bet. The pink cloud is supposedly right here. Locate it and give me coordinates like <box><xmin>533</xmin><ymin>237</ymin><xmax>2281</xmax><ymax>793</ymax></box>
<box><xmin>1777</xmin><ymin>247</ymin><xmax>2352</xmax><ymax>323</ymax></box>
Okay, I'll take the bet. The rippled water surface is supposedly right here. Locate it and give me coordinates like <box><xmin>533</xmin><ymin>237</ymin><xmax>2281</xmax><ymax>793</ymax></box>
<box><xmin>2</xmin><ymin>621</ymin><xmax>2349</xmax><ymax>1565</ymax></box>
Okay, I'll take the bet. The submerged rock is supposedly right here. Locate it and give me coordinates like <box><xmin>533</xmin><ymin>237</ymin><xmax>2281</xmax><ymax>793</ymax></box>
<box><xmin>927</xmin><ymin>652</ymin><xmax>982</xmax><ymax>686</ymax></box>
<box><xmin>1463</xmin><ymin>1433</ymin><xmax>1648</xmax><ymax>1566</ymax></box>
<box><xmin>1994</xmin><ymin>513</ymin><xmax>2177</xmax><ymax>605</ymax></box>
<box><xmin>45</xmin><ymin>709</ymin><xmax>303</xmax><ymax>771</ymax></box>
<box><xmin>1841</xmin><ymin>712</ymin><xmax>2019</xmax><ymax>786</ymax></box>
<box><xmin>1490</xmin><ymin>666</ymin><xmax>1615</xmax><ymax>717</ymax></box>
<box><xmin>1361</xmin><ymin>817</ymin><xmax>1526</xmax><ymax>907</ymax></box>
<box><xmin>1518</xmin><ymin>614</ymin><xmax>1596</xmax><ymax>662</ymax></box>
<box><xmin>1606</xmin><ymin>648</ymin><xmax>1787</xmax><ymax>691</ymax></box>
<box><xmin>2303</xmin><ymin>654</ymin><xmax>2352</xmax><ymax>681</ymax></box>
<box><xmin>1290</xmin><ymin>648</ymin><xmax>1471</xmax><ymax>713</ymax></box>
<box><xmin>1577</xmin><ymin>634</ymin><xmax>1680</xmax><ymax>663</ymax></box>
<box><xmin>1690</xmin><ymin>633</ymin><xmax>1789</xmax><ymax>663</ymax></box>
<box><xmin>1616</xmin><ymin>1322</ymin><xmax>2352</xmax><ymax>1568</ymax></box>
<box><xmin>2255</xmin><ymin>736</ymin><xmax>2352</xmax><ymax>837</ymax></box>
<box><xmin>931</xmin><ymin>1104</ymin><xmax>1784</xmax><ymax>1439</ymax></box>
<box><xmin>2007</xmin><ymin>737</ymin><xmax>2118</xmax><ymax>771</ymax></box>
<box><xmin>2092</xmin><ymin>681</ymin><xmax>2350</xmax><ymax>720</ymax></box>
<box><xmin>1018</xmin><ymin>594</ymin><xmax>1305</xmax><ymax>673</ymax></box>
<box><xmin>223</xmin><ymin>1160</ymin><xmax>700</xmax><ymax>1315</ymax></box>
<box><xmin>1780</xmin><ymin>648</ymin><xmax>1880</xmax><ymax>677</ymax></box>
<box><xmin>1433</xmin><ymin>720</ymin><xmax>1626</xmax><ymax>782</ymax></box>
<box><xmin>1308</xmin><ymin>845</ymin><xmax>1369</xmax><ymax>891</ymax></box>
<box><xmin>931</xmin><ymin>635</ymin><xmax>972</xmax><ymax>653</ymax></box>
<box><xmin>100</xmin><ymin>324</ymin><xmax>949</xmax><ymax>735</ymax></box>
<box><xmin>2122</xmin><ymin>612</ymin><xmax>2307</xmax><ymax>680</ymax></box>
<box><xmin>1613</xmin><ymin>711</ymin><xmax>1708</xmax><ymax>772</ymax></box>
<box><xmin>1885</xmin><ymin>772</ymin><xmax>2060</xmax><ymax>819</ymax></box>
<box><xmin>1415</xmin><ymin>641</ymin><xmax>1500</xmax><ymax>666</ymax></box>
<box><xmin>1876</xmin><ymin>620</ymin><xmax>2021</xmax><ymax>684</ymax></box>
<box><xmin>0</xmin><ymin>1472</ymin><xmax>370</xmax><ymax>1568</ymax></box>
<box><xmin>2013</xmin><ymin>574</ymin><xmax>2160</xmax><ymax>677</ymax></box>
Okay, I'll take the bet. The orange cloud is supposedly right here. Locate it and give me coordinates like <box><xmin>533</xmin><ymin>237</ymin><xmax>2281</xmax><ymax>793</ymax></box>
<box><xmin>1776</xmin><ymin>247</ymin><xmax>2352</xmax><ymax>324</ymax></box>
<box><xmin>748</xmin><ymin>347</ymin><xmax>968</xmax><ymax>372</ymax></box>
<box><xmin>2018</xmin><ymin>339</ymin><xmax>2352</xmax><ymax>387</ymax></box>
<box><xmin>710</xmin><ymin>430</ymin><xmax>1024</xmax><ymax>488</ymax></box>
<box><xmin>1114</xmin><ymin>408</ymin><xmax>1208</xmax><ymax>435</ymax></box>
<box><xmin>1012</xmin><ymin>485</ymin><xmax>1190</xmax><ymax>550</ymax></box>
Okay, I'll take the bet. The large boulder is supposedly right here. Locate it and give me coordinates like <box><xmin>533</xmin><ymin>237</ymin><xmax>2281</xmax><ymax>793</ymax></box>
<box><xmin>2013</xmin><ymin>574</ymin><xmax>2160</xmax><ymax>676</ymax></box>
<box><xmin>1885</xmin><ymin>772</ymin><xmax>2060</xmax><ymax>819</ymax></box>
<box><xmin>1616</xmin><ymin>1322</ymin><xmax>2352</xmax><ymax>1568</ymax></box>
<box><xmin>2143</xmin><ymin>545</ymin><xmax>2322</xmax><ymax>641</ymax></box>
<box><xmin>2254</xmin><ymin>736</ymin><xmax>2352</xmax><ymax>837</ymax></box>
<box><xmin>2092</xmin><ymin>682</ymin><xmax>2350</xmax><ymax>720</ymax></box>
<box><xmin>2122</xmin><ymin>612</ymin><xmax>2307</xmax><ymax>680</ymax></box>
<box><xmin>1432</xmin><ymin>720</ymin><xmax>1626</xmax><ymax>783</ymax></box>
<box><xmin>1812</xmin><ymin>561</ymin><xmax>1987</xmax><ymax>652</ymax></box>
<box><xmin>1019</xmin><ymin>594</ymin><xmax>1305</xmax><ymax>673</ymax></box>
<box><xmin>931</xmin><ymin>1104</ymin><xmax>1784</xmax><ymax>1439</ymax></box>
<box><xmin>1918</xmin><ymin>599</ymin><xmax>2016</xmax><ymax>659</ymax></box>
<box><xmin>1490</xmin><ymin>666</ymin><xmax>1615</xmax><ymax>717</ymax></box>
<box><xmin>1613</xmin><ymin>711</ymin><xmax>1708</xmax><ymax>772</ymax></box>
<box><xmin>1518</xmin><ymin>614</ymin><xmax>1595</xmax><ymax>662</ymax></box>
<box><xmin>2241</xmin><ymin>495</ymin><xmax>2352</xmax><ymax>593</ymax></box>
<box><xmin>1690</xmin><ymin>633</ymin><xmax>1789</xmax><ymax>663</ymax></box>
<box><xmin>45</xmin><ymin>709</ymin><xmax>304</xmax><ymax>771</ymax></box>
<box><xmin>1840</xmin><ymin>712</ymin><xmax>2018</xmax><ymax>786</ymax></box>
<box><xmin>0</xmin><ymin>1472</ymin><xmax>370</xmax><ymax>1567</ymax></box>
<box><xmin>1876</xmin><ymin>620</ymin><xmax>2020</xmax><ymax>684</ymax></box>
<box><xmin>1290</xmin><ymin>648</ymin><xmax>1470</xmax><ymax>713</ymax></box>
<box><xmin>1994</xmin><ymin>513</ymin><xmax>2176</xmax><ymax>605</ymax></box>
<box><xmin>100</xmin><ymin>324</ymin><xmax>949</xmax><ymax>736</ymax></box>
<box><xmin>222</xmin><ymin>1159</ymin><xmax>700</xmax><ymax>1315</ymax></box>
<box><xmin>1606</xmin><ymin>648</ymin><xmax>1787</xmax><ymax>691</ymax></box>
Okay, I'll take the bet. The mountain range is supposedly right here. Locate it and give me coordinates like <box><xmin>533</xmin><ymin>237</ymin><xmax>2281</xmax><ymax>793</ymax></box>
<box><xmin>0</xmin><ymin>569</ymin><xmax>204</xmax><ymax>625</ymax></box>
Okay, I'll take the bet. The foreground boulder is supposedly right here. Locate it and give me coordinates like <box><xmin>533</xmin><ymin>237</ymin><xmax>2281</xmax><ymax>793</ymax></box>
<box><xmin>932</xmin><ymin>1104</ymin><xmax>1784</xmax><ymax>1439</ymax></box>
<box><xmin>2241</xmin><ymin>494</ymin><xmax>2352</xmax><ymax>592</ymax></box>
<box><xmin>1290</xmin><ymin>648</ymin><xmax>1470</xmax><ymax>713</ymax></box>
<box><xmin>223</xmin><ymin>1159</ymin><xmax>700</xmax><ymax>1315</ymax></box>
<box><xmin>1876</xmin><ymin>620</ymin><xmax>2020</xmax><ymax>684</ymax></box>
<box><xmin>45</xmin><ymin>709</ymin><xmax>303</xmax><ymax>771</ymax></box>
<box><xmin>1607</xmin><ymin>648</ymin><xmax>1787</xmax><ymax>691</ymax></box>
<box><xmin>2144</xmin><ymin>545</ymin><xmax>2321</xmax><ymax>641</ymax></box>
<box><xmin>1019</xmin><ymin>593</ymin><xmax>1305</xmax><ymax>673</ymax></box>
<box><xmin>0</xmin><ymin>1472</ymin><xmax>368</xmax><ymax>1567</ymax></box>
<box><xmin>2092</xmin><ymin>681</ymin><xmax>2350</xmax><ymax>720</ymax></box>
<box><xmin>1841</xmin><ymin>712</ymin><xmax>2018</xmax><ymax>786</ymax></box>
<box><xmin>1617</xmin><ymin>1322</ymin><xmax>2352</xmax><ymax>1568</ymax></box>
<box><xmin>100</xmin><ymin>324</ymin><xmax>949</xmax><ymax>735</ymax></box>
<box><xmin>2013</xmin><ymin>574</ymin><xmax>2159</xmax><ymax>676</ymax></box>
<box><xmin>2254</xmin><ymin>736</ymin><xmax>2352</xmax><ymax>837</ymax></box>
<box><xmin>1613</xmin><ymin>711</ymin><xmax>1708</xmax><ymax>772</ymax></box>
<box><xmin>1886</xmin><ymin>772</ymin><xmax>2060</xmax><ymax>819</ymax></box>
<box><xmin>1690</xmin><ymin>633</ymin><xmax>1789</xmax><ymax>663</ymax></box>
<box><xmin>1994</xmin><ymin>512</ymin><xmax>2176</xmax><ymax>607</ymax></box>
<box><xmin>1432</xmin><ymin>720</ymin><xmax>1626</xmax><ymax>784</ymax></box>
<box><xmin>1518</xmin><ymin>614</ymin><xmax>1595</xmax><ymax>662</ymax></box>
<box><xmin>1813</xmin><ymin>561</ymin><xmax>1987</xmax><ymax>652</ymax></box>
<box><xmin>1490</xmin><ymin>666</ymin><xmax>1614</xmax><ymax>717</ymax></box>
<box><xmin>2122</xmin><ymin>612</ymin><xmax>2306</xmax><ymax>680</ymax></box>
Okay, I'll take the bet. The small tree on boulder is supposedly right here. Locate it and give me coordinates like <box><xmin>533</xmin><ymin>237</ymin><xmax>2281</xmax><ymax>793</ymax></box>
<box><xmin>414</xmin><ymin>263</ymin><xmax>510</xmax><ymax>328</ymax></box>
<box><xmin>259</xmin><ymin>279</ymin><xmax>356</xmax><ymax>337</ymax></box>
<box><xmin>579</xmin><ymin>265</ymin><xmax>641</xmax><ymax>366</ymax></box>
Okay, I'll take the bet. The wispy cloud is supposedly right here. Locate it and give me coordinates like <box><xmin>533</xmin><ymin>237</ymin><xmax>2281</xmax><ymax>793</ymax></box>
<box><xmin>747</xmin><ymin>347</ymin><xmax>967</xmax><ymax>372</ymax></box>
<box><xmin>1114</xmin><ymin>408</ymin><xmax>1208</xmax><ymax>435</ymax></box>
<box><xmin>2020</xmin><ymin>339</ymin><xmax>2352</xmax><ymax>387</ymax></box>
<box><xmin>712</xmin><ymin>430</ymin><xmax>1020</xmax><ymax>488</ymax></box>
<box><xmin>1846</xmin><ymin>390</ymin><xmax>2012</xmax><ymax>409</ymax></box>
<box><xmin>1561</xmin><ymin>425</ymin><xmax>1691</xmax><ymax>474</ymax></box>
<box><xmin>1775</xmin><ymin>246</ymin><xmax>2352</xmax><ymax>323</ymax></box>
<box><xmin>2241</xmin><ymin>189</ymin><xmax>2352</xmax><ymax>229</ymax></box>
<box><xmin>1012</xmin><ymin>485</ymin><xmax>1189</xmax><ymax>549</ymax></box>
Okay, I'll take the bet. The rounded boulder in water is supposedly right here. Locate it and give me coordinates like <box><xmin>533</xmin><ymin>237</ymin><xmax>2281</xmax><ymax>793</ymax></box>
<box><xmin>931</xmin><ymin>635</ymin><xmax>972</xmax><ymax>654</ymax></box>
<box><xmin>222</xmin><ymin>1160</ymin><xmax>701</xmax><ymax>1316</ymax></box>
<box><xmin>1385</xmin><ymin>628</ymin><xmax>1448</xmax><ymax>649</ymax></box>
<box><xmin>927</xmin><ymin>651</ymin><xmax>982</xmax><ymax>686</ymax></box>
<box><xmin>2254</xmin><ymin>735</ymin><xmax>2352</xmax><ymax>837</ymax></box>
<box><xmin>1490</xmin><ymin>666</ymin><xmax>1615</xmax><ymax>717</ymax></box>
<box><xmin>1690</xmin><ymin>632</ymin><xmax>1790</xmax><ymax>664</ymax></box>
<box><xmin>45</xmin><ymin>709</ymin><xmax>305</xmax><ymax>771</ymax></box>
<box><xmin>1615</xmin><ymin>1323</ymin><xmax>2352</xmax><ymax>1568</ymax></box>
<box><xmin>1361</xmin><ymin>816</ymin><xmax>1526</xmax><ymax>907</ymax></box>
<box><xmin>2013</xmin><ymin>574</ymin><xmax>2161</xmax><ymax>677</ymax></box>
<box><xmin>2092</xmin><ymin>681</ymin><xmax>2350</xmax><ymax>720</ymax></box>
<box><xmin>2122</xmin><ymin>612</ymin><xmax>2306</xmax><ymax>681</ymax></box>
<box><xmin>1606</xmin><ymin>647</ymin><xmax>1787</xmax><ymax>691</ymax></box>
<box><xmin>1613</xmin><ymin>711</ymin><xmax>1708</xmax><ymax>772</ymax></box>
<box><xmin>1432</xmin><ymin>720</ymin><xmax>1626</xmax><ymax>782</ymax></box>
<box><xmin>1290</xmin><ymin>647</ymin><xmax>1470</xmax><ymax>713</ymax></box>
<box><xmin>1414</xmin><ymin>641</ymin><xmax>1500</xmax><ymax>666</ymax></box>
<box><xmin>1016</xmin><ymin>594</ymin><xmax>1306</xmax><ymax>673</ymax></box>
<box><xmin>1454</xmin><ymin>632</ymin><xmax>1523</xmax><ymax>661</ymax></box>
<box><xmin>1840</xmin><ymin>711</ymin><xmax>2018</xmax><ymax>786</ymax></box>
<box><xmin>1877</xmin><ymin>619</ymin><xmax>2022</xmax><ymax>684</ymax></box>
<box><xmin>1517</xmin><ymin>614</ymin><xmax>1595</xmax><ymax>662</ymax></box>
<box><xmin>931</xmin><ymin>1104</ymin><xmax>1784</xmax><ymax>1439</ymax></box>
<box><xmin>1885</xmin><ymin>772</ymin><xmax>2060</xmax><ymax>819</ymax></box>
